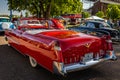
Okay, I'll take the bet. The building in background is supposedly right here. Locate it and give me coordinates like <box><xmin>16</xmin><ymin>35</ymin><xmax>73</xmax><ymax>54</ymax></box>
<box><xmin>88</xmin><ymin>0</ymin><xmax>120</xmax><ymax>15</ymax></box>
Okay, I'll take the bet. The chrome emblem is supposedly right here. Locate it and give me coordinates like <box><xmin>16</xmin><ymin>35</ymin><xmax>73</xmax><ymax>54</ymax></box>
<box><xmin>84</xmin><ymin>43</ymin><xmax>91</xmax><ymax>48</ymax></box>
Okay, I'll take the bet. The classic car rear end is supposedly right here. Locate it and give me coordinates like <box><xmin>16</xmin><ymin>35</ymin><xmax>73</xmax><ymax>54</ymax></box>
<box><xmin>5</xmin><ymin>28</ymin><xmax>117</xmax><ymax>76</ymax></box>
<box><xmin>40</xmin><ymin>30</ymin><xmax>117</xmax><ymax>75</ymax></box>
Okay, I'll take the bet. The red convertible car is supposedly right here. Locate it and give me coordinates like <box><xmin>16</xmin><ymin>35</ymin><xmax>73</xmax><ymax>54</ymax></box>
<box><xmin>5</xmin><ymin>22</ymin><xmax>117</xmax><ymax>76</ymax></box>
<box><xmin>15</xmin><ymin>18</ymin><xmax>64</xmax><ymax>30</ymax></box>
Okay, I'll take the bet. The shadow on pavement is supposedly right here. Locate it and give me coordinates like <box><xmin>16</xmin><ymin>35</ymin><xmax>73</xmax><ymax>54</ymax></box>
<box><xmin>0</xmin><ymin>44</ymin><xmax>106</xmax><ymax>80</ymax></box>
<box><xmin>0</xmin><ymin>32</ymin><xmax>5</xmax><ymax>36</ymax></box>
<box><xmin>0</xmin><ymin>40</ymin><xmax>120</xmax><ymax>80</ymax></box>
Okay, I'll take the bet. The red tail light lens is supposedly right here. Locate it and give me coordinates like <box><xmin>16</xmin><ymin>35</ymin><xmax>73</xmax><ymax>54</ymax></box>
<box><xmin>105</xmin><ymin>35</ymin><xmax>113</xmax><ymax>50</ymax></box>
<box><xmin>102</xmin><ymin>35</ymin><xmax>113</xmax><ymax>50</ymax></box>
<box><xmin>54</xmin><ymin>41</ymin><xmax>61</xmax><ymax>51</ymax></box>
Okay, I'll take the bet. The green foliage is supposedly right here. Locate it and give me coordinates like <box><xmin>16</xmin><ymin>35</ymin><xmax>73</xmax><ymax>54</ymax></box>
<box><xmin>7</xmin><ymin>0</ymin><xmax>83</xmax><ymax>18</ymax></box>
<box><xmin>95</xmin><ymin>11</ymin><xmax>104</xmax><ymax>18</ymax></box>
<box><xmin>7</xmin><ymin>0</ymin><xmax>27</xmax><ymax>11</ymax></box>
<box><xmin>106</xmin><ymin>4</ymin><xmax>120</xmax><ymax>20</ymax></box>
<box><xmin>25</xmin><ymin>12</ymin><xmax>29</xmax><ymax>17</ymax></box>
<box><xmin>82</xmin><ymin>12</ymin><xmax>90</xmax><ymax>18</ymax></box>
<box><xmin>51</xmin><ymin>0</ymin><xmax>83</xmax><ymax>16</ymax></box>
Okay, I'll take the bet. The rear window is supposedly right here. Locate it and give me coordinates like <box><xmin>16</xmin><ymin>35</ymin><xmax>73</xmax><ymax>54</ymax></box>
<box><xmin>102</xmin><ymin>22</ymin><xmax>111</xmax><ymax>28</ymax></box>
<box><xmin>20</xmin><ymin>20</ymin><xmax>40</xmax><ymax>25</ymax></box>
<box><xmin>87</xmin><ymin>23</ymin><xmax>95</xmax><ymax>28</ymax></box>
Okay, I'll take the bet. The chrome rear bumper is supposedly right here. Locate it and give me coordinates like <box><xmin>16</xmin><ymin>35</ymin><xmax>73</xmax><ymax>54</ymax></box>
<box><xmin>53</xmin><ymin>51</ymin><xmax>117</xmax><ymax>76</ymax></box>
<box><xmin>64</xmin><ymin>59</ymin><xmax>103</xmax><ymax>73</ymax></box>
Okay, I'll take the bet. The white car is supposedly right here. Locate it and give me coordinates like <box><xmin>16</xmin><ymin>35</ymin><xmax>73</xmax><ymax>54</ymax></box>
<box><xmin>0</xmin><ymin>17</ymin><xmax>16</xmax><ymax>33</ymax></box>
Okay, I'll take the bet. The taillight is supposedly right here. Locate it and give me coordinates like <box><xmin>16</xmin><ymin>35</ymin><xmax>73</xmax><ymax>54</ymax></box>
<box><xmin>106</xmin><ymin>35</ymin><xmax>113</xmax><ymax>50</ymax></box>
<box><xmin>99</xmin><ymin>49</ymin><xmax>104</xmax><ymax>55</ymax></box>
<box><xmin>103</xmin><ymin>35</ymin><xmax>113</xmax><ymax>50</ymax></box>
<box><xmin>54</xmin><ymin>41</ymin><xmax>63</xmax><ymax>62</ymax></box>
<box><xmin>54</xmin><ymin>41</ymin><xmax>61</xmax><ymax>51</ymax></box>
<box><xmin>94</xmin><ymin>53</ymin><xmax>100</xmax><ymax>60</ymax></box>
<box><xmin>102</xmin><ymin>35</ymin><xmax>117</xmax><ymax>61</ymax></box>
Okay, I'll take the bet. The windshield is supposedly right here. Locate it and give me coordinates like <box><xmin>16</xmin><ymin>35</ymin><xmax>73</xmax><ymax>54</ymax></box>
<box><xmin>0</xmin><ymin>18</ymin><xmax>10</xmax><ymax>22</ymax></box>
<box><xmin>20</xmin><ymin>20</ymin><xmax>41</xmax><ymax>25</ymax></box>
<box><xmin>102</xmin><ymin>22</ymin><xmax>111</xmax><ymax>28</ymax></box>
<box><xmin>27</xmin><ymin>20</ymin><xmax>40</xmax><ymax>24</ymax></box>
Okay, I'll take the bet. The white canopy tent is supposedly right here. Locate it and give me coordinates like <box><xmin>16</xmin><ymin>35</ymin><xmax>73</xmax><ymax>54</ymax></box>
<box><xmin>86</xmin><ymin>16</ymin><xmax>104</xmax><ymax>21</ymax></box>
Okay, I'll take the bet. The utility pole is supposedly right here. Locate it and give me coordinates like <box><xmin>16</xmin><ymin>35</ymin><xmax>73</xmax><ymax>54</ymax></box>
<box><xmin>10</xmin><ymin>0</ymin><xmax>12</xmax><ymax>21</ymax></box>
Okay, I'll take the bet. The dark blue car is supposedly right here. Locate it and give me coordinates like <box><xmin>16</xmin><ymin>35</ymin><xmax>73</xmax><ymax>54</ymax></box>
<box><xmin>68</xmin><ymin>20</ymin><xmax>120</xmax><ymax>42</ymax></box>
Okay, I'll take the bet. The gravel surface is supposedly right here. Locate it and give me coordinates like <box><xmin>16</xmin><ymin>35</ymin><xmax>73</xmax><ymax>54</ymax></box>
<box><xmin>0</xmin><ymin>35</ymin><xmax>120</xmax><ymax>80</ymax></box>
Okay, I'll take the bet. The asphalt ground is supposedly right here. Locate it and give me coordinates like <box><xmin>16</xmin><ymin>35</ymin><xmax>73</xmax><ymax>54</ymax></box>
<box><xmin>0</xmin><ymin>35</ymin><xmax>120</xmax><ymax>80</ymax></box>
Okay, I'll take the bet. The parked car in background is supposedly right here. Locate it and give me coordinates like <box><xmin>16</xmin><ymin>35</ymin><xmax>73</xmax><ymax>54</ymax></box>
<box><xmin>0</xmin><ymin>17</ymin><xmax>16</xmax><ymax>33</ymax></box>
<box><xmin>5</xmin><ymin>20</ymin><xmax>117</xmax><ymax>75</ymax></box>
<box><xmin>61</xmin><ymin>14</ymin><xmax>81</xmax><ymax>25</ymax></box>
<box><xmin>53</xmin><ymin>16</ymin><xmax>68</xmax><ymax>27</ymax></box>
<box><xmin>17</xmin><ymin>18</ymin><xmax>46</xmax><ymax>30</ymax></box>
<box><xmin>68</xmin><ymin>20</ymin><xmax>120</xmax><ymax>42</ymax></box>
<box><xmin>16</xmin><ymin>18</ymin><xmax>64</xmax><ymax>30</ymax></box>
<box><xmin>48</xmin><ymin>18</ymin><xmax>65</xmax><ymax>29</ymax></box>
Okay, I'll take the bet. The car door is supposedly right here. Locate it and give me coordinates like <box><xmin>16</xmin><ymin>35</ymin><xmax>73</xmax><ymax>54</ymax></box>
<box><xmin>8</xmin><ymin>29</ymin><xmax>23</xmax><ymax>50</ymax></box>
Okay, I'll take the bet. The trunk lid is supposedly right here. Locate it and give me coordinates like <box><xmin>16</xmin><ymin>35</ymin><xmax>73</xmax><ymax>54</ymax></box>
<box><xmin>59</xmin><ymin>34</ymin><xmax>102</xmax><ymax>64</ymax></box>
<box><xmin>37</xmin><ymin>30</ymin><xmax>104</xmax><ymax>64</ymax></box>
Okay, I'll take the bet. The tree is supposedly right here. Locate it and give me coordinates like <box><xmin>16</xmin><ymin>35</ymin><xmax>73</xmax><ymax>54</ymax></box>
<box><xmin>7</xmin><ymin>0</ymin><xmax>83</xmax><ymax>19</ymax></box>
<box><xmin>51</xmin><ymin>0</ymin><xmax>83</xmax><ymax>17</ymax></box>
<box><xmin>25</xmin><ymin>11</ymin><xmax>29</xmax><ymax>17</ymax></box>
<box><xmin>82</xmin><ymin>11</ymin><xmax>90</xmax><ymax>18</ymax></box>
<box><xmin>96</xmin><ymin>11</ymin><xmax>104</xmax><ymax>18</ymax></box>
<box><xmin>106</xmin><ymin>4</ymin><xmax>120</xmax><ymax>20</ymax></box>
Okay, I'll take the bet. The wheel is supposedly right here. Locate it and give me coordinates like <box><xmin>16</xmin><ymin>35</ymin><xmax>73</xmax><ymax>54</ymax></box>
<box><xmin>7</xmin><ymin>43</ymin><xmax>10</xmax><ymax>46</ymax></box>
<box><xmin>4</xmin><ymin>36</ymin><xmax>11</xmax><ymax>46</ymax></box>
<box><xmin>2</xmin><ymin>23</ymin><xmax>10</xmax><ymax>30</ymax></box>
<box><xmin>29</xmin><ymin>56</ymin><xmax>37</xmax><ymax>68</ymax></box>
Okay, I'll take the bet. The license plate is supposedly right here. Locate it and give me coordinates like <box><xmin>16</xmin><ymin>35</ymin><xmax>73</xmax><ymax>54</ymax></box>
<box><xmin>82</xmin><ymin>53</ymin><xmax>93</xmax><ymax>63</ymax></box>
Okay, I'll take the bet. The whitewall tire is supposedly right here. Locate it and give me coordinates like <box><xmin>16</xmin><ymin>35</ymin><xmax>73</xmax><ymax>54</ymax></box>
<box><xmin>29</xmin><ymin>56</ymin><xmax>37</xmax><ymax>68</ymax></box>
